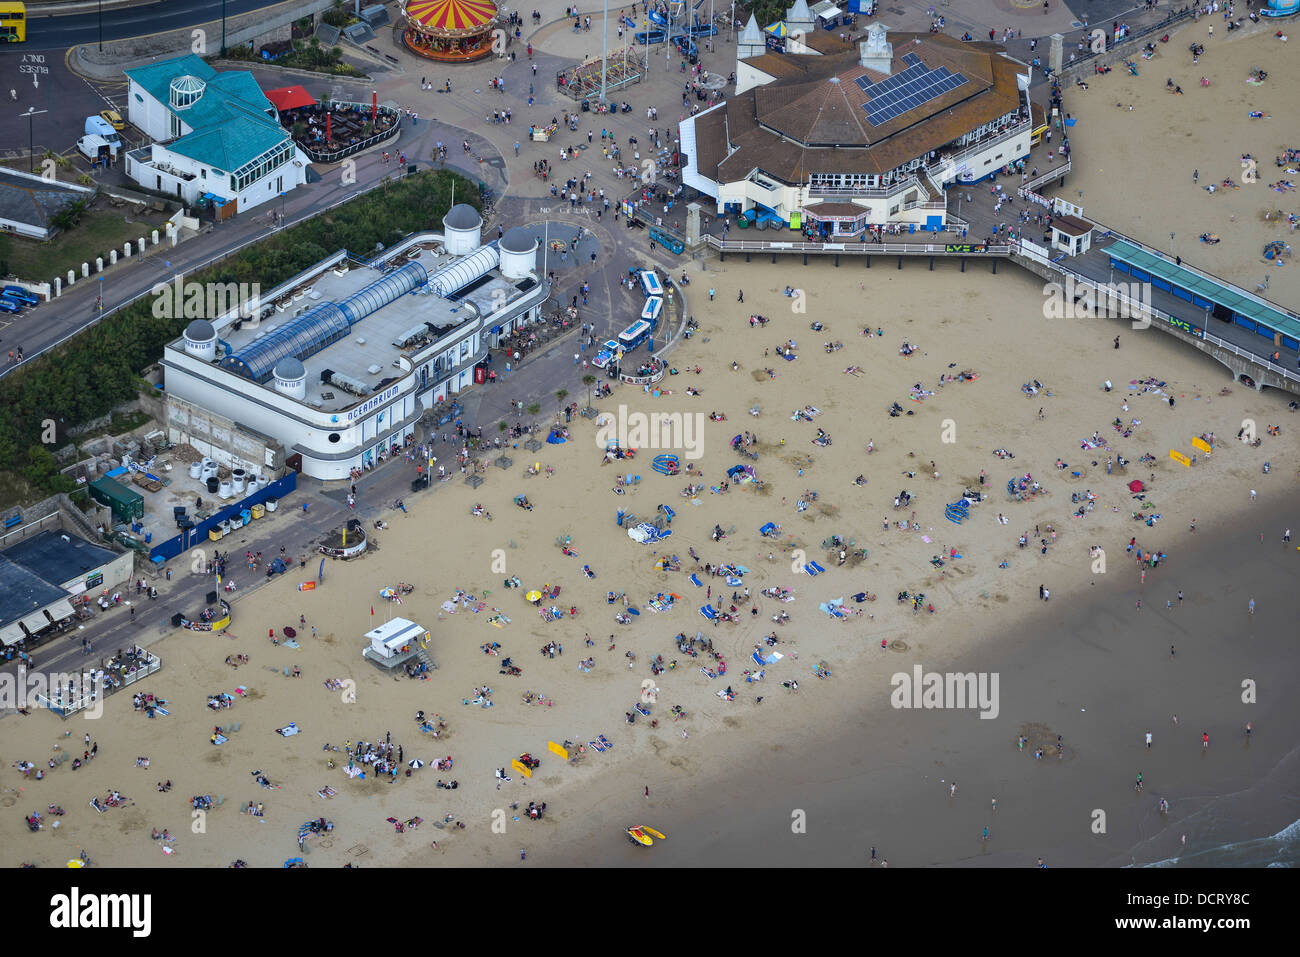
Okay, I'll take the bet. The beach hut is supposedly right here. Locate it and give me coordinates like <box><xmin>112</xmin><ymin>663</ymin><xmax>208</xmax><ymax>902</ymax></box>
<box><xmin>362</xmin><ymin>617</ymin><xmax>429</xmax><ymax>669</ymax></box>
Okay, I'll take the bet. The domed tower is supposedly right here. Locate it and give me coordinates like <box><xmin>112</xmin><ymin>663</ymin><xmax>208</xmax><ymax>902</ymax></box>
<box><xmin>442</xmin><ymin>203</ymin><xmax>483</xmax><ymax>255</ymax></box>
<box><xmin>182</xmin><ymin>319</ymin><xmax>217</xmax><ymax>361</ymax></box>
<box><xmin>498</xmin><ymin>226</ymin><xmax>538</xmax><ymax>280</ymax></box>
<box><xmin>272</xmin><ymin>358</ymin><xmax>307</xmax><ymax>400</ymax></box>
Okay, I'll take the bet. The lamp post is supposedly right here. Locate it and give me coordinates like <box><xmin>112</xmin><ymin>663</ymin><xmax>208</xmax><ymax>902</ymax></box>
<box><xmin>22</xmin><ymin>107</ymin><xmax>46</xmax><ymax>173</ymax></box>
<box><xmin>98</xmin><ymin>0</ymin><xmax>103</xmax><ymax>52</ymax></box>
<box><xmin>97</xmin><ymin>276</ymin><xmax>104</xmax><ymax>314</ymax></box>
<box><xmin>601</xmin><ymin>0</ymin><xmax>608</xmax><ymax>105</ymax></box>
<box><xmin>280</xmin><ymin>191</ymin><xmax>286</xmax><ymax>226</ymax></box>
<box><xmin>1170</xmin><ymin>231</ymin><xmax>1175</xmax><ymax>258</ymax></box>
<box><xmin>221</xmin><ymin>0</ymin><xmax>227</xmax><ymax>56</ymax></box>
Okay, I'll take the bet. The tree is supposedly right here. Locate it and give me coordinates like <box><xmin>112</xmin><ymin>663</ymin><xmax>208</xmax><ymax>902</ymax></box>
<box><xmin>526</xmin><ymin>402</ymin><xmax>540</xmax><ymax>417</ymax></box>
<box><xmin>555</xmin><ymin>389</ymin><xmax>568</xmax><ymax>409</ymax></box>
<box><xmin>582</xmin><ymin>374</ymin><xmax>596</xmax><ymax>410</ymax></box>
<box><xmin>498</xmin><ymin>420</ymin><xmax>507</xmax><ymax>432</ymax></box>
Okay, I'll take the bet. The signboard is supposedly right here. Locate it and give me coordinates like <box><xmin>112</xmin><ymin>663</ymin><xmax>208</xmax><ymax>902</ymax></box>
<box><xmin>648</xmin><ymin>225</ymin><xmax>684</xmax><ymax>255</ymax></box>
<box><xmin>85</xmin><ymin>572</ymin><xmax>104</xmax><ymax>590</ymax></box>
<box><xmin>347</xmin><ymin>383</ymin><xmax>401</xmax><ymax>422</ymax></box>
<box><xmin>1162</xmin><ymin>315</ymin><xmax>1205</xmax><ymax>339</ymax></box>
<box><xmin>1169</xmin><ymin>450</ymin><xmax>1191</xmax><ymax>467</ymax></box>
<box><xmin>945</xmin><ymin>243</ymin><xmax>987</xmax><ymax>253</ymax></box>
<box><xmin>1191</xmin><ymin>437</ymin><xmax>1212</xmax><ymax>454</ymax></box>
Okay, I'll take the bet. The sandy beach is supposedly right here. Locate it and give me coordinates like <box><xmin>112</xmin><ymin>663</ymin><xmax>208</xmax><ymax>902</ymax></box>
<box><xmin>2</xmin><ymin>5</ymin><xmax>1298</xmax><ymax>871</ymax></box>
<box><xmin>3</xmin><ymin>251</ymin><xmax>1295</xmax><ymax>867</ymax></box>
<box><xmin>1054</xmin><ymin>24</ymin><xmax>1300</xmax><ymax>306</ymax></box>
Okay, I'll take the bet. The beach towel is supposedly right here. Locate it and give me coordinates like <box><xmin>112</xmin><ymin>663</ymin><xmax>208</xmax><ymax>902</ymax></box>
<box><xmin>277</xmin><ymin>724</ymin><xmax>300</xmax><ymax>737</ymax></box>
<box><xmin>155</xmin><ymin>707</ymin><xmax>170</xmax><ymax>716</ymax></box>
<box><xmin>689</xmin><ymin>573</ymin><xmax>703</xmax><ymax>587</ymax></box>
<box><xmin>283</xmin><ymin>639</ymin><xmax>300</xmax><ymax>649</ymax></box>
<box><xmin>234</xmin><ymin>686</ymin><xmax>248</xmax><ymax>695</ymax></box>
<box><xmin>212</xmin><ymin>734</ymin><xmax>228</xmax><ymax>745</ymax></box>
<box><xmin>726</xmin><ymin>576</ymin><xmax>743</xmax><ymax>586</ymax></box>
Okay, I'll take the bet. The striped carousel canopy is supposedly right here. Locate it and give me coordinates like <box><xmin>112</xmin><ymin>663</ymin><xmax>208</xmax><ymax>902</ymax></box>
<box><xmin>406</xmin><ymin>0</ymin><xmax>498</xmax><ymax>32</ymax></box>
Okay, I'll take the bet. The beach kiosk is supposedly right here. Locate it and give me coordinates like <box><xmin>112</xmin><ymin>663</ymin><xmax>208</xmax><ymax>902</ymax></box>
<box><xmin>362</xmin><ymin>617</ymin><xmax>429</xmax><ymax>669</ymax></box>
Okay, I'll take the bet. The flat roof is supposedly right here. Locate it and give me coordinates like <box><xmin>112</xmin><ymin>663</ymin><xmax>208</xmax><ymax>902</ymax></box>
<box><xmin>1106</xmin><ymin>239</ymin><xmax>1300</xmax><ymax>341</ymax></box>
<box><xmin>3</xmin><ymin>530</ymin><xmax>120</xmax><ymax>583</ymax></box>
<box><xmin>200</xmin><ymin>246</ymin><xmax>536</xmax><ymax>412</ymax></box>
<box><xmin>1052</xmin><ymin>215</ymin><xmax>1091</xmax><ymax>236</ymax></box>
<box><xmin>365</xmin><ymin>617</ymin><xmax>426</xmax><ymax>643</ymax></box>
<box><xmin>0</xmin><ymin>559</ymin><xmax>68</xmax><ymax>628</ymax></box>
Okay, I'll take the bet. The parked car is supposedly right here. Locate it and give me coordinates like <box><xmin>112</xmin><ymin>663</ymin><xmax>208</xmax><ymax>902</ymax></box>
<box><xmin>0</xmin><ymin>298</ymin><xmax>22</xmax><ymax>314</ymax></box>
<box><xmin>99</xmin><ymin>109</ymin><xmax>125</xmax><ymax>131</ymax></box>
<box><xmin>1</xmin><ymin>286</ymin><xmax>38</xmax><ymax>305</ymax></box>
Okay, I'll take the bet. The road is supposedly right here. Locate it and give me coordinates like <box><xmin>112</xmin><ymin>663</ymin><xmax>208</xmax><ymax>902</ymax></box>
<box><xmin>24</xmin><ymin>0</ymin><xmax>286</xmax><ymax>50</ymax></box>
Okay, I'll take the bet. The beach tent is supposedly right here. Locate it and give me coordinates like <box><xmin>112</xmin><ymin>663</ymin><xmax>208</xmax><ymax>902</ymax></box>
<box><xmin>727</xmin><ymin>465</ymin><xmax>748</xmax><ymax>479</ymax></box>
<box><xmin>547</xmin><ymin>430</ymin><xmax>566</xmax><ymax>444</ymax></box>
<box><xmin>759</xmin><ymin>522</ymin><xmax>779</xmax><ymax>536</ymax></box>
<box><xmin>1128</xmin><ymin>479</ymin><xmax>1145</xmax><ymax>493</ymax></box>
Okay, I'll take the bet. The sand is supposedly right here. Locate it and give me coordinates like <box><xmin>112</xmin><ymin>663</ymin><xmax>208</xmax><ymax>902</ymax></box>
<box><xmin>1054</xmin><ymin>24</ymin><xmax>1300</xmax><ymax>306</ymax></box>
<box><xmin>2</xmin><ymin>11</ymin><xmax>1297</xmax><ymax>870</ymax></box>
<box><xmin>3</xmin><ymin>254</ymin><xmax>1295</xmax><ymax>867</ymax></box>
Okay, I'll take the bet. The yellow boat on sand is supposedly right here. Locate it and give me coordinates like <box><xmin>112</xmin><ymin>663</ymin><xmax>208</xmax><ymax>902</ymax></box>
<box><xmin>626</xmin><ymin>825</ymin><xmax>667</xmax><ymax>846</ymax></box>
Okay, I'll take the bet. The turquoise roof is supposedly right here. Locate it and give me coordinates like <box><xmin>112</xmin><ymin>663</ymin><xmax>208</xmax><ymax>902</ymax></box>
<box><xmin>1106</xmin><ymin>239</ymin><xmax>1300</xmax><ymax>341</ymax></box>
<box><xmin>125</xmin><ymin>54</ymin><xmax>289</xmax><ymax>174</ymax></box>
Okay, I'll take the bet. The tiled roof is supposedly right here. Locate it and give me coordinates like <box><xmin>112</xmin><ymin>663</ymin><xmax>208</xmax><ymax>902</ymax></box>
<box><xmin>126</xmin><ymin>54</ymin><xmax>288</xmax><ymax>172</ymax></box>
<box><xmin>711</xmin><ymin>34</ymin><xmax>1025</xmax><ymax>185</ymax></box>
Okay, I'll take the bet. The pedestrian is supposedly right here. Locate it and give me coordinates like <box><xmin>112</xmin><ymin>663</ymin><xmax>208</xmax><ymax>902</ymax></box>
<box><xmin>737</xmin><ymin>289</ymin><xmax>744</xmax><ymax>303</ymax></box>
<box><xmin>1178</xmin><ymin>590</ymin><xmax>1183</xmax><ymax>606</ymax></box>
<box><xmin>1250</xmin><ymin>489</ymin><xmax>1256</xmax><ymax>502</ymax></box>
<box><xmin>709</xmin><ymin>287</ymin><xmax>715</xmax><ymax>301</ymax></box>
<box><xmin>1202</xmin><ymin>731</ymin><xmax>1209</xmax><ymax>750</ymax></box>
<box><xmin>520</xmin><ymin>847</ymin><xmax>526</xmax><ymax>860</ymax></box>
<box><xmin>1245</xmin><ymin>721</ymin><xmax>1252</xmax><ymax>738</ymax></box>
<box><xmin>949</xmin><ymin>781</ymin><xmax>956</xmax><ymax>797</ymax></box>
<box><xmin>1170</xmin><ymin>644</ymin><xmax>1175</xmax><ymax>659</ymax></box>
<box><xmin>1248</xmin><ymin>597</ymin><xmax>1255</xmax><ymax>616</ymax></box>
<box><xmin>644</xmin><ymin>785</ymin><xmax>649</xmax><ymax>798</ymax></box>
<box><xmin>1145</xmin><ymin>731</ymin><xmax>1152</xmax><ymax>750</ymax></box>
<box><xmin>870</xmin><ymin>845</ymin><xmax>876</xmax><ymax>862</ymax></box>
<box><xmin>982</xmin><ymin>826</ymin><xmax>989</xmax><ymax>843</ymax></box>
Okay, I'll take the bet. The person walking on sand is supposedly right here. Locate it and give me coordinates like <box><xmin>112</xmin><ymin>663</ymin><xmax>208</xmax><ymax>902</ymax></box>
<box><xmin>950</xmin><ymin>781</ymin><xmax>957</xmax><ymax>798</ymax></box>
<box><xmin>1248</xmin><ymin>597</ymin><xmax>1255</xmax><ymax>616</ymax></box>
<box><xmin>644</xmin><ymin>785</ymin><xmax>649</xmax><ymax>798</ymax></box>
<box><xmin>1146</xmin><ymin>731</ymin><xmax>1152</xmax><ymax>750</ymax></box>
<box><xmin>870</xmin><ymin>845</ymin><xmax>876</xmax><ymax>862</ymax></box>
<box><xmin>737</xmin><ymin>289</ymin><xmax>744</xmax><ymax>303</ymax></box>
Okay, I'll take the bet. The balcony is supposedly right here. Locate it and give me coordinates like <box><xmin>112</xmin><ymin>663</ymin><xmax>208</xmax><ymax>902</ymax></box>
<box><xmin>807</xmin><ymin>175</ymin><xmax>922</xmax><ymax>199</ymax></box>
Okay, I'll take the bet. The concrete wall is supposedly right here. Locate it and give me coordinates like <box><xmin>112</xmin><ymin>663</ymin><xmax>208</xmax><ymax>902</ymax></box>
<box><xmin>73</xmin><ymin>0</ymin><xmax>338</xmax><ymax>81</ymax></box>
<box><xmin>164</xmin><ymin>394</ymin><xmax>287</xmax><ymax>475</ymax></box>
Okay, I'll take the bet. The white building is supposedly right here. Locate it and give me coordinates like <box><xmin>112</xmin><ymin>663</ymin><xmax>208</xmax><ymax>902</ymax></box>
<box><xmin>123</xmin><ymin>54</ymin><xmax>308</xmax><ymax>213</ymax></box>
<box><xmin>160</xmin><ymin>206</ymin><xmax>550</xmax><ymax>480</ymax></box>
<box><xmin>682</xmin><ymin>24</ymin><xmax>1034</xmax><ymax>235</ymax></box>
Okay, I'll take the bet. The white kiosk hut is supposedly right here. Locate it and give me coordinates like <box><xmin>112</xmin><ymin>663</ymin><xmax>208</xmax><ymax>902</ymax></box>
<box><xmin>362</xmin><ymin>616</ymin><xmax>429</xmax><ymax>669</ymax></box>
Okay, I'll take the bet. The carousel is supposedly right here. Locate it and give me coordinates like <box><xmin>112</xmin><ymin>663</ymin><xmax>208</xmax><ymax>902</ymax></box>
<box><xmin>403</xmin><ymin>0</ymin><xmax>499</xmax><ymax>63</ymax></box>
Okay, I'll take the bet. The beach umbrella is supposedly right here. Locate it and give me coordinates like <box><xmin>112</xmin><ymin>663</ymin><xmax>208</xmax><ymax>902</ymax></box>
<box><xmin>525</xmin><ymin>590</ymin><xmax>543</xmax><ymax>603</ymax></box>
<box><xmin>283</xmin><ymin>626</ymin><xmax>296</xmax><ymax>638</ymax></box>
<box><xmin>408</xmin><ymin>759</ymin><xmax>424</xmax><ymax>769</ymax></box>
<box><xmin>1128</xmin><ymin>479</ymin><xmax>1145</xmax><ymax>493</ymax></box>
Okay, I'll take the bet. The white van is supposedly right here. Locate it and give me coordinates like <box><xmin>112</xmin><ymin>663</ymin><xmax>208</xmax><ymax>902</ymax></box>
<box><xmin>77</xmin><ymin>134</ymin><xmax>117</xmax><ymax>164</ymax></box>
<box><xmin>83</xmin><ymin>115</ymin><xmax>122</xmax><ymax>149</ymax></box>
